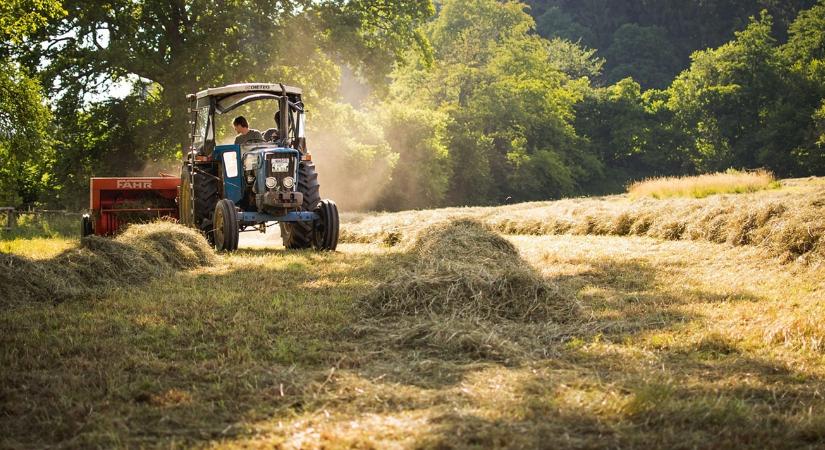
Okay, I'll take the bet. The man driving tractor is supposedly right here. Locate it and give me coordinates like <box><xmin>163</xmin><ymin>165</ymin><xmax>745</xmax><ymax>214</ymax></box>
<box><xmin>233</xmin><ymin>115</ymin><xmax>263</xmax><ymax>145</ymax></box>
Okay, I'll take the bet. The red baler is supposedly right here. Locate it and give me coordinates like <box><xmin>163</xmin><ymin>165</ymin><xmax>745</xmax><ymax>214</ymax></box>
<box><xmin>83</xmin><ymin>177</ymin><xmax>181</xmax><ymax>236</ymax></box>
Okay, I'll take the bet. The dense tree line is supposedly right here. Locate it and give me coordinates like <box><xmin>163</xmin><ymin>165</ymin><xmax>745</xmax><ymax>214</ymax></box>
<box><xmin>0</xmin><ymin>0</ymin><xmax>823</xmax><ymax>211</ymax></box>
<box><xmin>527</xmin><ymin>0</ymin><xmax>816</xmax><ymax>88</ymax></box>
<box><xmin>323</xmin><ymin>0</ymin><xmax>825</xmax><ymax>208</ymax></box>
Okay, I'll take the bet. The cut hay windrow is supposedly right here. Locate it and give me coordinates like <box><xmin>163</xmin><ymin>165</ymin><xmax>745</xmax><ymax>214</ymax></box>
<box><xmin>361</xmin><ymin>219</ymin><xmax>578</xmax><ymax>323</ymax></box>
<box><xmin>0</xmin><ymin>222</ymin><xmax>214</xmax><ymax>305</ymax></box>
<box><xmin>341</xmin><ymin>179</ymin><xmax>825</xmax><ymax>264</ymax></box>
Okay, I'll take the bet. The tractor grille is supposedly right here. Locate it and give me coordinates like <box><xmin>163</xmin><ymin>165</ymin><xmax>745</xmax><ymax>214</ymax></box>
<box><xmin>264</xmin><ymin>153</ymin><xmax>297</xmax><ymax>191</ymax></box>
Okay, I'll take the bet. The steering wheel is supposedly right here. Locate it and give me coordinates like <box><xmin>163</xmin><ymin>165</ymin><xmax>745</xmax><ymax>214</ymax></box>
<box><xmin>263</xmin><ymin>128</ymin><xmax>279</xmax><ymax>142</ymax></box>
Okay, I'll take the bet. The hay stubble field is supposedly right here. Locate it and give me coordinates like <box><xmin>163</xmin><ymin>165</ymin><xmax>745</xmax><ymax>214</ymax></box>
<box><xmin>2</xmin><ymin>177</ymin><xmax>825</xmax><ymax>449</ymax></box>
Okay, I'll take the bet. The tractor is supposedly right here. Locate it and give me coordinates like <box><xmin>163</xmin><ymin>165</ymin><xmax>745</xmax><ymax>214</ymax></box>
<box><xmin>179</xmin><ymin>83</ymin><xmax>339</xmax><ymax>251</ymax></box>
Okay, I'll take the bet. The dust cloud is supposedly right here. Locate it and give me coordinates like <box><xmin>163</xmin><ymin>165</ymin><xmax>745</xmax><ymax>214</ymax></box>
<box><xmin>306</xmin><ymin>68</ymin><xmax>396</xmax><ymax>212</ymax></box>
<box><xmin>129</xmin><ymin>158</ymin><xmax>180</xmax><ymax>177</ymax></box>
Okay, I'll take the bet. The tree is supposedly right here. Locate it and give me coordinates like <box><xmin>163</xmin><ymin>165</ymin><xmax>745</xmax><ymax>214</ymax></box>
<box><xmin>546</xmin><ymin>37</ymin><xmax>604</xmax><ymax>81</ymax></box>
<box><xmin>390</xmin><ymin>0</ymin><xmax>600</xmax><ymax>204</ymax></box>
<box><xmin>378</xmin><ymin>104</ymin><xmax>450</xmax><ymax>210</ymax></box>
<box><xmin>575</xmin><ymin>79</ymin><xmax>695</xmax><ymax>191</ymax></box>
<box><xmin>781</xmin><ymin>0</ymin><xmax>825</xmax><ymax>173</ymax></box>
<box><xmin>24</xmin><ymin>0</ymin><xmax>435</xmax><ymax>154</ymax></box>
<box><xmin>604</xmin><ymin>24</ymin><xmax>680</xmax><ymax>89</ymax></box>
<box><xmin>667</xmin><ymin>12</ymin><xmax>791</xmax><ymax>173</ymax></box>
<box><xmin>0</xmin><ymin>0</ymin><xmax>64</xmax><ymax>206</ymax></box>
<box><xmin>535</xmin><ymin>7</ymin><xmax>595</xmax><ymax>46</ymax></box>
<box><xmin>0</xmin><ymin>0</ymin><xmax>64</xmax><ymax>53</ymax></box>
<box><xmin>0</xmin><ymin>64</ymin><xmax>55</xmax><ymax>206</ymax></box>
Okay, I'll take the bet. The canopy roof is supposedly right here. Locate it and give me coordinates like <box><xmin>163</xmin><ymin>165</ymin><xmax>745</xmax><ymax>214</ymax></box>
<box><xmin>194</xmin><ymin>83</ymin><xmax>302</xmax><ymax>99</ymax></box>
<box><xmin>191</xmin><ymin>83</ymin><xmax>303</xmax><ymax>114</ymax></box>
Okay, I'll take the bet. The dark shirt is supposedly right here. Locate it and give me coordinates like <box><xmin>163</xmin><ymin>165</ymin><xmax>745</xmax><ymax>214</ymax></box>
<box><xmin>235</xmin><ymin>129</ymin><xmax>263</xmax><ymax>145</ymax></box>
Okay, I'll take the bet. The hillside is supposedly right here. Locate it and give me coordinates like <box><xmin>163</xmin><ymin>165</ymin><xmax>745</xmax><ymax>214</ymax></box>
<box><xmin>1</xmin><ymin>179</ymin><xmax>825</xmax><ymax>448</ymax></box>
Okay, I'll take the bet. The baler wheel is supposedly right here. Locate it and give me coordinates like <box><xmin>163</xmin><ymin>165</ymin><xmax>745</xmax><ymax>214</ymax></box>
<box><xmin>312</xmin><ymin>199</ymin><xmax>339</xmax><ymax>251</ymax></box>
<box><xmin>213</xmin><ymin>199</ymin><xmax>239</xmax><ymax>252</ymax></box>
<box><xmin>81</xmin><ymin>214</ymin><xmax>94</xmax><ymax>237</ymax></box>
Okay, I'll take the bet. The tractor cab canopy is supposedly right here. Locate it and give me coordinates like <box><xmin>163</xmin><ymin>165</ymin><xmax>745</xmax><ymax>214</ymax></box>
<box><xmin>187</xmin><ymin>83</ymin><xmax>305</xmax><ymax>156</ymax></box>
<box><xmin>191</xmin><ymin>83</ymin><xmax>302</xmax><ymax>111</ymax></box>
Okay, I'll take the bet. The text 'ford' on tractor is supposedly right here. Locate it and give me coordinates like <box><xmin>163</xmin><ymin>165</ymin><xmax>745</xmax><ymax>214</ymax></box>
<box><xmin>80</xmin><ymin>83</ymin><xmax>339</xmax><ymax>253</ymax></box>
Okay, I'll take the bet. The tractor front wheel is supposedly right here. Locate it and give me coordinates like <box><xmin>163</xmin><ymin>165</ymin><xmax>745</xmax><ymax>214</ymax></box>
<box><xmin>213</xmin><ymin>199</ymin><xmax>239</xmax><ymax>252</ymax></box>
<box><xmin>312</xmin><ymin>199</ymin><xmax>339</xmax><ymax>251</ymax></box>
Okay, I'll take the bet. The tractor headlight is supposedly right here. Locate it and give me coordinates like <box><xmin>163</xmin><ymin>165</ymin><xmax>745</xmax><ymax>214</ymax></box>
<box><xmin>282</xmin><ymin>176</ymin><xmax>295</xmax><ymax>189</ymax></box>
<box><xmin>265</xmin><ymin>177</ymin><xmax>277</xmax><ymax>189</ymax></box>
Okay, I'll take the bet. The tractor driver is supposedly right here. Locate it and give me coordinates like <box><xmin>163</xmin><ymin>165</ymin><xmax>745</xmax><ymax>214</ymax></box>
<box><xmin>233</xmin><ymin>116</ymin><xmax>264</xmax><ymax>145</ymax></box>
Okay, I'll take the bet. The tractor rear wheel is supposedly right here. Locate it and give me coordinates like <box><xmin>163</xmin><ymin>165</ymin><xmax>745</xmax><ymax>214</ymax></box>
<box><xmin>213</xmin><ymin>199</ymin><xmax>239</xmax><ymax>252</ymax></box>
<box><xmin>280</xmin><ymin>160</ymin><xmax>321</xmax><ymax>249</ymax></box>
<box><xmin>312</xmin><ymin>199</ymin><xmax>339</xmax><ymax>251</ymax></box>
<box><xmin>180</xmin><ymin>163</ymin><xmax>219</xmax><ymax>242</ymax></box>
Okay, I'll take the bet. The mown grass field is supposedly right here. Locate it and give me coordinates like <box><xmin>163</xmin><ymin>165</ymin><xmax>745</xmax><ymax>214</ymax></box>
<box><xmin>2</xmin><ymin>177</ymin><xmax>824</xmax><ymax>449</ymax></box>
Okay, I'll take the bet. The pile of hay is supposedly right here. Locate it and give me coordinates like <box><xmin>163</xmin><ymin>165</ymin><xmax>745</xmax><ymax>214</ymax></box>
<box><xmin>0</xmin><ymin>222</ymin><xmax>214</xmax><ymax>305</ymax></box>
<box><xmin>361</xmin><ymin>219</ymin><xmax>577</xmax><ymax>323</ymax></box>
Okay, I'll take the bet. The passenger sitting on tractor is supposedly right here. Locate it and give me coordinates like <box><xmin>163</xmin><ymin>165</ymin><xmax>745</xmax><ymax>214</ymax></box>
<box><xmin>233</xmin><ymin>116</ymin><xmax>263</xmax><ymax>145</ymax></box>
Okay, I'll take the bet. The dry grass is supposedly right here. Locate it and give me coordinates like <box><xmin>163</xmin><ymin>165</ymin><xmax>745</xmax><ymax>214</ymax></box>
<box><xmin>3</xmin><ymin>183</ymin><xmax>825</xmax><ymax>449</ymax></box>
<box><xmin>628</xmin><ymin>169</ymin><xmax>778</xmax><ymax>199</ymax></box>
<box><xmin>341</xmin><ymin>177</ymin><xmax>825</xmax><ymax>264</ymax></box>
<box><xmin>0</xmin><ymin>221</ymin><xmax>214</xmax><ymax>305</ymax></box>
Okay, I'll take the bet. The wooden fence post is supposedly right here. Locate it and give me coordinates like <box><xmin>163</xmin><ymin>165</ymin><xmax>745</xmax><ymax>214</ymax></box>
<box><xmin>0</xmin><ymin>207</ymin><xmax>14</xmax><ymax>231</ymax></box>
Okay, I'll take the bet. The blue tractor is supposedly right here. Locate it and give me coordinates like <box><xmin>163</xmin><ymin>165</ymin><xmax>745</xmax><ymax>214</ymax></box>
<box><xmin>179</xmin><ymin>83</ymin><xmax>339</xmax><ymax>252</ymax></box>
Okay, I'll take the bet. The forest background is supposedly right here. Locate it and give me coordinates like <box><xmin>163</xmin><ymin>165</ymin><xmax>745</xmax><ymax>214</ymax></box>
<box><xmin>1</xmin><ymin>0</ymin><xmax>824</xmax><ymax>211</ymax></box>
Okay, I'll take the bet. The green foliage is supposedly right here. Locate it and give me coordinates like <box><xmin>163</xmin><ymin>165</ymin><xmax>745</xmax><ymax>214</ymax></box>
<box><xmin>22</xmin><ymin>0</ymin><xmax>433</xmax><ymax>159</ymax></box>
<box><xmin>389</xmin><ymin>0</ymin><xmax>599</xmax><ymax>205</ymax></box>
<box><xmin>530</xmin><ymin>0</ymin><xmax>817</xmax><ymax>89</ymax></box>
<box><xmin>535</xmin><ymin>6</ymin><xmax>595</xmax><ymax>46</ymax></box>
<box><xmin>546</xmin><ymin>38</ymin><xmax>604</xmax><ymax>81</ymax></box>
<box><xmin>0</xmin><ymin>0</ymin><xmax>64</xmax><ymax>48</ymax></box>
<box><xmin>0</xmin><ymin>0</ymin><xmax>62</xmax><ymax>207</ymax></box>
<box><xmin>667</xmin><ymin>10</ymin><xmax>824</xmax><ymax>176</ymax></box>
<box><xmin>379</xmin><ymin>104</ymin><xmax>450</xmax><ymax>209</ymax></box>
<box><xmin>574</xmin><ymin>79</ymin><xmax>694</xmax><ymax>192</ymax></box>
<box><xmin>320</xmin><ymin>0</ymin><xmax>435</xmax><ymax>88</ymax></box>
<box><xmin>605</xmin><ymin>24</ymin><xmax>680</xmax><ymax>89</ymax></box>
<box><xmin>2</xmin><ymin>0</ymin><xmax>825</xmax><ymax>211</ymax></box>
<box><xmin>782</xmin><ymin>0</ymin><xmax>825</xmax><ymax>170</ymax></box>
<box><xmin>0</xmin><ymin>62</ymin><xmax>54</xmax><ymax>206</ymax></box>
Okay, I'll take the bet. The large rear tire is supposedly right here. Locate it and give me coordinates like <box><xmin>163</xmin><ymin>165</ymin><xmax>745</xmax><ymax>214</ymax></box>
<box><xmin>280</xmin><ymin>160</ymin><xmax>321</xmax><ymax>249</ymax></box>
<box><xmin>312</xmin><ymin>199</ymin><xmax>339</xmax><ymax>251</ymax></box>
<box><xmin>180</xmin><ymin>163</ymin><xmax>219</xmax><ymax>242</ymax></box>
<box><xmin>213</xmin><ymin>199</ymin><xmax>239</xmax><ymax>252</ymax></box>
